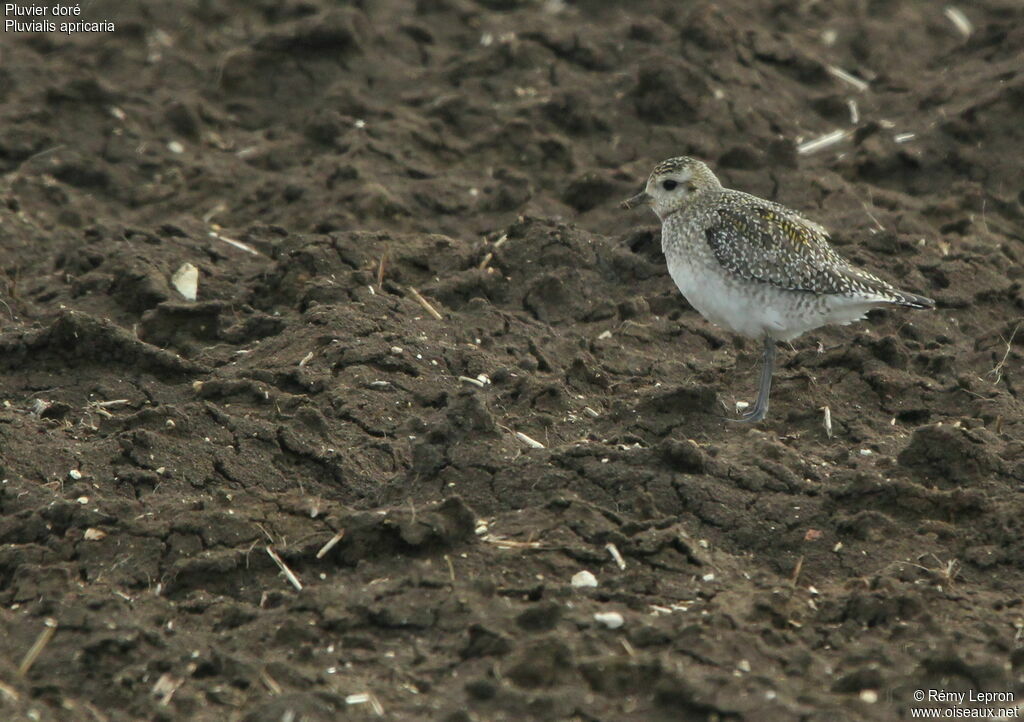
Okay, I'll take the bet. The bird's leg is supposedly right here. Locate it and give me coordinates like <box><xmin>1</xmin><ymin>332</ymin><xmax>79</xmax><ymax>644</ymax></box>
<box><xmin>735</xmin><ymin>335</ymin><xmax>776</xmax><ymax>423</ymax></box>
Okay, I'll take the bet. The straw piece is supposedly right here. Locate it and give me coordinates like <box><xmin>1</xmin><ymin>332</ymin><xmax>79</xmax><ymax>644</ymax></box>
<box><xmin>514</xmin><ymin>431</ymin><xmax>545</xmax><ymax>449</ymax></box>
<box><xmin>944</xmin><ymin>6</ymin><xmax>972</xmax><ymax>38</ymax></box>
<box><xmin>606</xmin><ymin>543</ymin><xmax>626</xmax><ymax>570</ymax></box>
<box><xmin>17</xmin><ymin>618</ymin><xmax>57</xmax><ymax>677</ymax></box>
<box><xmin>0</xmin><ymin>679</ymin><xmax>20</xmax><ymax>702</ymax></box>
<box><xmin>207</xmin><ymin>231</ymin><xmax>259</xmax><ymax>255</ymax></box>
<box><xmin>266</xmin><ymin>546</ymin><xmax>303</xmax><ymax>591</ymax></box>
<box><xmin>407</xmin><ymin>287</ymin><xmax>444</xmax><ymax>320</ymax></box>
<box><xmin>316</xmin><ymin>530</ymin><xmax>346</xmax><ymax>559</ymax></box>
<box><xmin>377</xmin><ymin>252</ymin><xmax>387</xmax><ymax>288</ymax></box>
<box><xmin>260</xmin><ymin>668</ymin><xmax>283</xmax><ymax>695</ymax></box>
<box><xmin>797</xmin><ymin>129</ymin><xmax>850</xmax><ymax>155</ymax></box>
<box><xmin>826</xmin><ymin>65</ymin><xmax>869</xmax><ymax>92</ymax></box>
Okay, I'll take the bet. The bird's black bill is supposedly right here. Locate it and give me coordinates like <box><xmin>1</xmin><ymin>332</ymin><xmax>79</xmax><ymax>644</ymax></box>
<box><xmin>620</xmin><ymin>191</ymin><xmax>651</xmax><ymax>210</ymax></box>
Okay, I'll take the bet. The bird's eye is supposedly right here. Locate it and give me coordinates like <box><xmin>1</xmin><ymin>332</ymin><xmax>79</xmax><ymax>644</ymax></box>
<box><xmin>661</xmin><ymin>180</ymin><xmax>678</xmax><ymax>191</ymax></box>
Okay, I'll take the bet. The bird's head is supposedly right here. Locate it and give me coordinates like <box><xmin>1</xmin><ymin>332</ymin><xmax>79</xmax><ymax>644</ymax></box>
<box><xmin>620</xmin><ymin>156</ymin><xmax>722</xmax><ymax>220</ymax></box>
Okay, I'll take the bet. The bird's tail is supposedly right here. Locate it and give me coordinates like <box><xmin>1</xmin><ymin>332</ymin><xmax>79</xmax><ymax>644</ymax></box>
<box><xmin>889</xmin><ymin>290</ymin><xmax>935</xmax><ymax>309</ymax></box>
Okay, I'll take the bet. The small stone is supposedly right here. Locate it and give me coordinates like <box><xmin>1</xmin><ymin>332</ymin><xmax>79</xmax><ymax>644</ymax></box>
<box><xmin>571</xmin><ymin>571</ymin><xmax>598</xmax><ymax>589</ymax></box>
<box><xmin>68</xmin><ymin>469</ymin><xmax>82</xmax><ymax>480</ymax></box>
<box><xmin>594</xmin><ymin>612</ymin><xmax>624</xmax><ymax>629</ymax></box>
<box><xmin>171</xmin><ymin>262</ymin><xmax>199</xmax><ymax>301</ymax></box>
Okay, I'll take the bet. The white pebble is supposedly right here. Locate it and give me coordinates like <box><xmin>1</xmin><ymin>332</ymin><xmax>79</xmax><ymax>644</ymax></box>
<box><xmin>571</xmin><ymin>571</ymin><xmax>598</xmax><ymax>589</ymax></box>
<box><xmin>593</xmin><ymin>612</ymin><xmax>624</xmax><ymax>629</ymax></box>
<box><xmin>68</xmin><ymin>469</ymin><xmax>82</xmax><ymax>480</ymax></box>
<box><xmin>171</xmin><ymin>262</ymin><xmax>199</xmax><ymax>301</ymax></box>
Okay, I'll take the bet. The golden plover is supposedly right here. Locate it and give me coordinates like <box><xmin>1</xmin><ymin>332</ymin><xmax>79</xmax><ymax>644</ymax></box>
<box><xmin>622</xmin><ymin>156</ymin><xmax>934</xmax><ymax>423</ymax></box>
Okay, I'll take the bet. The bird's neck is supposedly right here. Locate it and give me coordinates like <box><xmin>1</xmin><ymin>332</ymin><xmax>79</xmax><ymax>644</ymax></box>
<box><xmin>659</xmin><ymin>190</ymin><xmax>718</xmax><ymax>221</ymax></box>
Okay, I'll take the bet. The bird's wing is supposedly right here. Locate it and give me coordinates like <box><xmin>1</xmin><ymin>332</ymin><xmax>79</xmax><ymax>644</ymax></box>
<box><xmin>704</xmin><ymin>194</ymin><xmax>890</xmax><ymax>297</ymax></box>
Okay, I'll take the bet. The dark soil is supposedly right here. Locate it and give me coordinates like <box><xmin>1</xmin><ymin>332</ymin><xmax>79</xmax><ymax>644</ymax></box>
<box><xmin>1</xmin><ymin>1</ymin><xmax>1023</xmax><ymax>720</ymax></box>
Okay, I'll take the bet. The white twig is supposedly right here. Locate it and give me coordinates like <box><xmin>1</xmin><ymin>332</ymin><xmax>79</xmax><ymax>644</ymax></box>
<box><xmin>514</xmin><ymin>431</ymin><xmax>545</xmax><ymax>449</ymax></box>
<box><xmin>826</xmin><ymin>65</ymin><xmax>869</xmax><ymax>92</ymax></box>
<box><xmin>481</xmin><ymin>534</ymin><xmax>544</xmax><ymax>549</ymax></box>
<box><xmin>208</xmin><ymin>230</ymin><xmax>259</xmax><ymax>255</ymax></box>
<box><xmin>797</xmin><ymin>129</ymin><xmax>850</xmax><ymax>155</ymax></box>
<box><xmin>944</xmin><ymin>6</ymin><xmax>972</xmax><ymax>38</ymax></box>
<box><xmin>92</xmin><ymin>399</ymin><xmax>130</xmax><ymax>408</ymax></box>
<box><xmin>606</xmin><ymin>543</ymin><xmax>626</xmax><ymax>570</ymax></box>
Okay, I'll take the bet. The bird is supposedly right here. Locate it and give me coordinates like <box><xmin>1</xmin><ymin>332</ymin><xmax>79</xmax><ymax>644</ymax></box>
<box><xmin>621</xmin><ymin>156</ymin><xmax>934</xmax><ymax>423</ymax></box>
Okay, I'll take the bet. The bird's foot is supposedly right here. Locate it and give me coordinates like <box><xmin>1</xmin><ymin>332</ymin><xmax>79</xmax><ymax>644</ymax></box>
<box><xmin>722</xmin><ymin>402</ymin><xmax>768</xmax><ymax>424</ymax></box>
